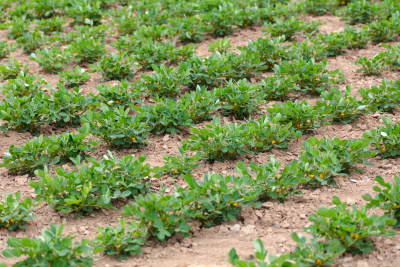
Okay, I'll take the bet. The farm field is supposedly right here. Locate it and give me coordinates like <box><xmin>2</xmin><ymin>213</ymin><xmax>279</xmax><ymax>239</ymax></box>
<box><xmin>0</xmin><ymin>0</ymin><xmax>400</xmax><ymax>266</ymax></box>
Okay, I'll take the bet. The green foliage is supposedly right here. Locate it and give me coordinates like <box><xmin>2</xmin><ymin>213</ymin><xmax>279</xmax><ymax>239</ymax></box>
<box><xmin>0</xmin><ymin>58</ymin><xmax>29</xmax><ymax>80</ymax></box>
<box><xmin>138</xmin><ymin>98</ymin><xmax>193</xmax><ymax>134</ymax></box>
<box><xmin>208</xmin><ymin>37</ymin><xmax>231</xmax><ymax>54</ymax></box>
<box><xmin>275</xmin><ymin>59</ymin><xmax>344</xmax><ymax>96</ymax></box>
<box><xmin>359</xmin><ymin>79</ymin><xmax>400</xmax><ymax>113</ymax></box>
<box><xmin>1</xmin><ymin>131</ymin><xmax>99</xmax><ymax>176</ymax></box>
<box><xmin>30</xmin><ymin>47</ymin><xmax>71</xmax><ymax>73</ymax></box>
<box><xmin>229</xmin><ymin>238</ymin><xmax>294</xmax><ymax>267</ymax></box>
<box><xmin>70</xmin><ymin>37</ymin><xmax>106</xmax><ymax>63</ymax></box>
<box><xmin>303</xmin><ymin>0</ymin><xmax>334</xmax><ymax>16</ymax></box>
<box><xmin>1</xmin><ymin>72</ymin><xmax>47</xmax><ymax>97</ymax></box>
<box><xmin>205</xmin><ymin>3</ymin><xmax>236</xmax><ymax>37</ymax></box>
<box><xmin>363</xmin><ymin>116</ymin><xmax>400</xmax><ymax>158</ymax></box>
<box><xmin>7</xmin><ymin>16</ymin><xmax>31</xmax><ymax>39</ymax></box>
<box><xmin>0</xmin><ymin>41</ymin><xmax>15</xmax><ymax>59</ymax></box>
<box><xmin>0</xmin><ymin>192</ymin><xmax>34</xmax><ymax>231</ymax></box>
<box><xmin>91</xmin><ymin>52</ymin><xmax>135</xmax><ymax>81</ymax></box>
<box><xmin>33</xmin><ymin>0</ymin><xmax>62</xmax><ymax>19</ymax></box>
<box><xmin>177</xmin><ymin>173</ymin><xmax>258</xmax><ymax>227</ymax></box>
<box><xmin>183</xmin><ymin>118</ymin><xmax>249</xmax><ymax>162</ymax></box>
<box><xmin>173</xmin><ymin>16</ymin><xmax>207</xmax><ymax>43</ymax></box>
<box><xmin>215</xmin><ymin>79</ymin><xmax>262</xmax><ymax>119</ymax></box>
<box><xmin>132</xmin><ymin>41</ymin><xmax>174</xmax><ymax>70</ymax></box>
<box><xmin>93</xmin><ymin>80</ymin><xmax>142</xmax><ymax>108</ymax></box>
<box><xmin>363</xmin><ymin>175</ymin><xmax>400</xmax><ymax>227</ymax></box>
<box><xmin>47</xmin><ymin>86</ymin><xmax>92</xmax><ymax>128</ymax></box>
<box><xmin>36</xmin><ymin>17</ymin><xmax>66</xmax><ymax>34</ymax></box>
<box><xmin>137</xmin><ymin>64</ymin><xmax>189</xmax><ymax>98</ymax></box>
<box><xmin>178</xmin><ymin>86</ymin><xmax>220</xmax><ymax>124</ymax></box>
<box><xmin>355</xmin><ymin>55</ymin><xmax>386</xmax><ymax>76</ymax></box>
<box><xmin>65</xmin><ymin>0</ymin><xmax>102</xmax><ymax>25</ymax></box>
<box><xmin>317</xmin><ymin>86</ymin><xmax>367</xmax><ymax>124</ymax></box>
<box><xmin>247</xmin><ymin>114</ymin><xmax>301</xmax><ymax>152</ymax></box>
<box><xmin>16</xmin><ymin>30</ymin><xmax>48</xmax><ymax>54</ymax></box>
<box><xmin>2</xmin><ymin>222</ymin><xmax>101</xmax><ymax>266</ymax></box>
<box><xmin>58</xmin><ymin>66</ymin><xmax>91</xmax><ymax>88</ymax></box>
<box><xmin>162</xmin><ymin>147</ymin><xmax>200</xmax><ymax>178</ymax></box>
<box><xmin>121</xmin><ymin>190</ymin><xmax>191</xmax><ymax>242</ymax></box>
<box><xmin>366</xmin><ymin>18</ymin><xmax>397</xmax><ymax>44</ymax></box>
<box><xmin>0</xmin><ymin>92</ymin><xmax>50</xmax><ymax>134</ymax></box>
<box><xmin>298</xmin><ymin>137</ymin><xmax>376</xmax><ymax>187</ymax></box>
<box><xmin>267</xmin><ymin>100</ymin><xmax>321</xmax><ymax>133</ymax></box>
<box><xmin>260</xmin><ymin>75</ymin><xmax>298</xmax><ymax>101</ymax></box>
<box><xmin>238</xmin><ymin>36</ymin><xmax>290</xmax><ymax>71</ymax></box>
<box><xmin>82</xmin><ymin>105</ymin><xmax>150</xmax><ymax>149</ymax></box>
<box><xmin>264</xmin><ymin>17</ymin><xmax>317</xmax><ymax>40</ymax></box>
<box><xmin>95</xmin><ymin>220</ymin><xmax>147</xmax><ymax>261</ymax></box>
<box><xmin>236</xmin><ymin>157</ymin><xmax>303</xmax><ymax>202</ymax></box>
<box><xmin>305</xmin><ymin>196</ymin><xmax>396</xmax><ymax>255</ymax></box>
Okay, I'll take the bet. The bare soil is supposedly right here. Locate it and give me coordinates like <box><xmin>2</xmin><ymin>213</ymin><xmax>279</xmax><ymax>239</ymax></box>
<box><xmin>0</xmin><ymin>13</ymin><xmax>399</xmax><ymax>267</ymax></box>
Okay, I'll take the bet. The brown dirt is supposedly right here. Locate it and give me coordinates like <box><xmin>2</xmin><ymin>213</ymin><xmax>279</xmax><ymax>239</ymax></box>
<box><xmin>0</xmin><ymin>12</ymin><xmax>400</xmax><ymax>267</ymax></box>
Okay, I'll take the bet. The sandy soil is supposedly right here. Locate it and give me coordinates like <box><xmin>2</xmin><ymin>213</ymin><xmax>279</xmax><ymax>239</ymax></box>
<box><xmin>0</xmin><ymin>11</ymin><xmax>399</xmax><ymax>267</ymax></box>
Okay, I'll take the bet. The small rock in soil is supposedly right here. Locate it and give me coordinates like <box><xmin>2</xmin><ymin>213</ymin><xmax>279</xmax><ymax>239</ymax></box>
<box><xmin>280</xmin><ymin>221</ymin><xmax>290</xmax><ymax>229</ymax></box>
<box><xmin>163</xmin><ymin>135</ymin><xmax>170</xmax><ymax>142</ymax></box>
<box><xmin>229</xmin><ymin>224</ymin><xmax>241</xmax><ymax>232</ymax></box>
<box><xmin>262</xmin><ymin>202</ymin><xmax>274</xmax><ymax>209</ymax></box>
<box><xmin>357</xmin><ymin>260</ymin><xmax>369</xmax><ymax>267</ymax></box>
<box><xmin>299</xmin><ymin>214</ymin><xmax>306</xmax><ymax>219</ymax></box>
<box><xmin>241</xmin><ymin>225</ymin><xmax>256</xmax><ymax>235</ymax></box>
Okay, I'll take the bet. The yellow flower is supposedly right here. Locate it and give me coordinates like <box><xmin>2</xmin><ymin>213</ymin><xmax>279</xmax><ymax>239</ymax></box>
<box><xmin>174</xmin><ymin>169</ymin><xmax>178</xmax><ymax>173</ymax></box>
<box><xmin>341</xmin><ymin>113</ymin><xmax>345</xmax><ymax>116</ymax></box>
<box><xmin>271</xmin><ymin>140</ymin><xmax>275</xmax><ymax>144</ymax></box>
<box><xmin>116</xmin><ymin>245</ymin><xmax>120</xmax><ymax>250</ymax></box>
<box><xmin>316</xmin><ymin>258</ymin><xmax>322</xmax><ymax>265</ymax></box>
<box><xmin>376</xmin><ymin>100</ymin><xmax>379</xmax><ymax>103</ymax></box>
<box><xmin>18</xmin><ymin>215</ymin><xmax>20</xmax><ymax>217</ymax></box>
<box><xmin>355</xmin><ymin>234</ymin><xmax>359</xmax><ymax>239</ymax></box>
<box><xmin>319</xmin><ymin>173</ymin><xmax>324</xmax><ymax>178</ymax></box>
<box><xmin>310</xmin><ymin>174</ymin><xmax>314</xmax><ymax>178</ymax></box>
<box><xmin>116</xmin><ymin>100</ymin><xmax>121</xmax><ymax>104</ymax></box>
<box><xmin>132</xmin><ymin>137</ymin><xmax>135</xmax><ymax>141</ymax></box>
<box><xmin>233</xmin><ymin>202</ymin><xmax>238</xmax><ymax>207</ymax></box>
<box><xmin>120</xmin><ymin>187</ymin><xmax>123</xmax><ymax>190</ymax></box>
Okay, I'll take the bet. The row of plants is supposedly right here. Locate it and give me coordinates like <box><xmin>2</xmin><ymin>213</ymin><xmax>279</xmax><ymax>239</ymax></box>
<box><xmin>356</xmin><ymin>43</ymin><xmax>400</xmax><ymax>76</ymax></box>
<box><xmin>2</xmin><ymin>147</ymin><xmax>400</xmax><ymax>264</ymax></box>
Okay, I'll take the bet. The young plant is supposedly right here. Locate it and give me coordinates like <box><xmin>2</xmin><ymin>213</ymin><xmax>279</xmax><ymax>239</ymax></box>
<box><xmin>36</xmin><ymin>16</ymin><xmax>66</xmax><ymax>34</ymax></box>
<box><xmin>0</xmin><ymin>58</ymin><xmax>29</xmax><ymax>80</ymax></box>
<box><xmin>59</xmin><ymin>66</ymin><xmax>91</xmax><ymax>88</ymax></box>
<box><xmin>1</xmin><ymin>131</ymin><xmax>99</xmax><ymax>176</ymax></box>
<box><xmin>177</xmin><ymin>173</ymin><xmax>258</xmax><ymax>227</ymax></box>
<box><xmin>1</xmin><ymin>72</ymin><xmax>47</xmax><ymax>97</ymax></box>
<box><xmin>267</xmin><ymin>100</ymin><xmax>322</xmax><ymax>133</ymax></box>
<box><xmin>132</xmin><ymin>41</ymin><xmax>174</xmax><ymax>70</ymax></box>
<box><xmin>65</xmin><ymin>0</ymin><xmax>102</xmax><ymax>25</ymax></box>
<box><xmin>0</xmin><ymin>192</ymin><xmax>35</xmax><ymax>231</ymax></box>
<box><xmin>275</xmin><ymin>59</ymin><xmax>344</xmax><ymax>96</ymax></box>
<box><xmin>91</xmin><ymin>52</ymin><xmax>135</xmax><ymax>81</ymax></box>
<box><xmin>205</xmin><ymin>4</ymin><xmax>236</xmax><ymax>37</ymax></box>
<box><xmin>162</xmin><ymin>147</ymin><xmax>201</xmax><ymax>178</ymax></box>
<box><xmin>178</xmin><ymin>86</ymin><xmax>220</xmax><ymax>124</ymax></box>
<box><xmin>47</xmin><ymin>86</ymin><xmax>92</xmax><ymax>127</ymax></box>
<box><xmin>2</xmin><ymin>222</ymin><xmax>100</xmax><ymax>266</ymax></box>
<box><xmin>17</xmin><ymin>30</ymin><xmax>48</xmax><ymax>54</ymax></box>
<box><xmin>0</xmin><ymin>41</ymin><xmax>15</xmax><ymax>59</ymax></box>
<box><xmin>305</xmin><ymin>196</ymin><xmax>396</xmax><ymax>255</ymax></box>
<box><xmin>95</xmin><ymin>220</ymin><xmax>147</xmax><ymax>261</ymax></box>
<box><xmin>208</xmin><ymin>37</ymin><xmax>232</xmax><ymax>53</ymax></box>
<box><xmin>93</xmin><ymin>80</ymin><xmax>142</xmax><ymax>108</ymax></box>
<box><xmin>363</xmin><ymin>175</ymin><xmax>400</xmax><ymax>227</ymax></box>
<box><xmin>359</xmin><ymin>79</ymin><xmax>400</xmax><ymax>113</ymax></box>
<box><xmin>236</xmin><ymin>157</ymin><xmax>304</xmax><ymax>202</ymax></box>
<box><xmin>246</xmin><ymin>114</ymin><xmax>302</xmax><ymax>153</ymax></box>
<box><xmin>70</xmin><ymin>37</ymin><xmax>106</xmax><ymax>63</ymax></box>
<box><xmin>137</xmin><ymin>64</ymin><xmax>189</xmax><ymax>98</ymax></box>
<box><xmin>32</xmin><ymin>160</ymin><xmax>114</xmax><ymax>216</ymax></box>
<box><xmin>182</xmin><ymin>118</ymin><xmax>250</xmax><ymax>162</ymax></box>
<box><xmin>317</xmin><ymin>86</ymin><xmax>367</xmax><ymax>124</ymax></box>
<box><xmin>173</xmin><ymin>16</ymin><xmax>207</xmax><ymax>43</ymax></box>
<box><xmin>0</xmin><ymin>92</ymin><xmax>51</xmax><ymax>134</ymax></box>
<box><xmin>263</xmin><ymin>17</ymin><xmax>304</xmax><ymax>40</ymax></box>
<box><xmin>260</xmin><ymin>75</ymin><xmax>298</xmax><ymax>101</ymax></box>
<box><xmin>355</xmin><ymin>55</ymin><xmax>386</xmax><ymax>76</ymax></box>
<box><xmin>30</xmin><ymin>47</ymin><xmax>71</xmax><ymax>73</ymax></box>
<box><xmin>363</xmin><ymin>116</ymin><xmax>400</xmax><ymax>158</ymax></box>
<box><xmin>137</xmin><ymin>98</ymin><xmax>193</xmax><ymax>135</ymax></box>
<box><xmin>7</xmin><ymin>16</ymin><xmax>31</xmax><ymax>39</ymax></box>
<box><xmin>121</xmin><ymin>189</ymin><xmax>191</xmax><ymax>242</ymax></box>
<box><xmin>82</xmin><ymin>105</ymin><xmax>150</xmax><ymax>149</ymax></box>
<box><xmin>215</xmin><ymin>79</ymin><xmax>262</xmax><ymax>119</ymax></box>
<box><xmin>238</xmin><ymin>36</ymin><xmax>291</xmax><ymax>71</ymax></box>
